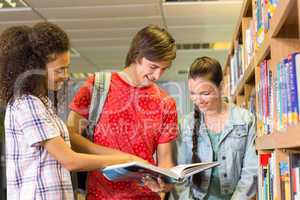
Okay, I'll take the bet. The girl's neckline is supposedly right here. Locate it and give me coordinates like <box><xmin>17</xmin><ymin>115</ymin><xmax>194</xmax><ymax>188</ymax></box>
<box><xmin>201</xmin><ymin>103</ymin><xmax>233</xmax><ymax>134</ymax></box>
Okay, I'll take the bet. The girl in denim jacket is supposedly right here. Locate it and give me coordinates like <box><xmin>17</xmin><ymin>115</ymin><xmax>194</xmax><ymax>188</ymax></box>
<box><xmin>176</xmin><ymin>57</ymin><xmax>257</xmax><ymax>200</ymax></box>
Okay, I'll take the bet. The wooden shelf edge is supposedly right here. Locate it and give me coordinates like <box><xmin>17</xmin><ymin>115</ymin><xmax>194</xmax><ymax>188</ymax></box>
<box><xmin>269</xmin><ymin>0</ymin><xmax>296</xmax><ymax>37</ymax></box>
<box><xmin>253</xmin><ymin>0</ymin><xmax>295</xmax><ymax>66</ymax></box>
<box><xmin>223</xmin><ymin>52</ymin><xmax>231</xmax><ymax>75</ymax></box>
<box><xmin>256</xmin><ymin>124</ymin><xmax>300</xmax><ymax>150</ymax></box>
<box><xmin>231</xmin><ymin>60</ymin><xmax>255</xmax><ymax>101</ymax></box>
<box><xmin>233</xmin><ymin>0</ymin><xmax>252</xmax><ymax>40</ymax></box>
<box><xmin>254</xmin><ymin>32</ymin><xmax>271</xmax><ymax>66</ymax></box>
<box><xmin>223</xmin><ymin>0</ymin><xmax>252</xmax><ymax>74</ymax></box>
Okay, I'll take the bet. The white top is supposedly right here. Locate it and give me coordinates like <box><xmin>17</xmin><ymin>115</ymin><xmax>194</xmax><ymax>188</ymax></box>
<box><xmin>5</xmin><ymin>95</ymin><xmax>74</xmax><ymax>200</ymax></box>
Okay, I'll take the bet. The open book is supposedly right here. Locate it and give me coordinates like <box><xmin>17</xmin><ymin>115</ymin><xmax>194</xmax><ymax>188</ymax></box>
<box><xmin>102</xmin><ymin>161</ymin><xmax>219</xmax><ymax>183</ymax></box>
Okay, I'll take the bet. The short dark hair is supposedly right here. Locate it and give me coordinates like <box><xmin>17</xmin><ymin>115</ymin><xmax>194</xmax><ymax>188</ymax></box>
<box><xmin>125</xmin><ymin>25</ymin><xmax>176</xmax><ymax>66</ymax></box>
<box><xmin>0</xmin><ymin>22</ymin><xmax>70</xmax><ymax>104</ymax></box>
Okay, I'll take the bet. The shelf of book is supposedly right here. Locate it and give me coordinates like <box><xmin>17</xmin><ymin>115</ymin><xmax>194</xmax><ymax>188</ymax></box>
<box><xmin>268</xmin><ymin>0</ymin><xmax>297</xmax><ymax>37</ymax></box>
<box><xmin>252</xmin><ymin>0</ymin><xmax>297</xmax><ymax>66</ymax></box>
<box><xmin>232</xmin><ymin>0</ymin><xmax>253</xmax><ymax>41</ymax></box>
<box><xmin>224</xmin><ymin>0</ymin><xmax>299</xmax><ymax>99</ymax></box>
<box><xmin>223</xmin><ymin>0</ymin><xmax>253</xmax><ymax>75</ymax></box>
<box><xmin>231</xmin><ymin>59</ymin><xmax>255</xmax><ymax>102</ymax></box>
<box><xmin>258</xmin><ymin>149</ymin><xmax>300</xmax><ymax>200</ymax></box>
<box><xmin>256</xmin><ymin>124</ymin><xmax>300</xmax><ymax>150</ymax></box>
<box><xmin>253</xmin><ymin>0</ymin><xmax>297</xmax><ymax>67</ymax></box>
<box><xmin>254</xmin><ymin>32</ymin><xmax>271</xmax><ymax>67</ymax></box>
<box><xmin>224</xmin><ymin>0</ymin><xmax>300</xmax><ymax>198</ymax></box>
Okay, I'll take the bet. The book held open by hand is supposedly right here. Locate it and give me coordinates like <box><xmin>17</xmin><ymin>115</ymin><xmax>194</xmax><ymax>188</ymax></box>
<box><xmin>102</xmin><ymin>161</ymin><xmax>219</xmax><ymax>183</ymax></box>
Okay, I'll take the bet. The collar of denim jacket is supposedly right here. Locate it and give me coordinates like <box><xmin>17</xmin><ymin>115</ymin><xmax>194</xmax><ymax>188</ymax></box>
<box><xmin>228</xmin><ymin>104</ymin><xmax>248</xmax><ymax>126</ymax></box>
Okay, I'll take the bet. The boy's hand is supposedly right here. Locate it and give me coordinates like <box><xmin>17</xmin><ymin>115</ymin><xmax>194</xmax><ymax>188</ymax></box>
<box><xmin>142</xmin><ymin>175</ymin><xmax>174</xmax><ymax>193</ymax></box>
<box><xmin>128</xmin><ymin>155</ymin><xmax>149</xmax><ymax>164</ymax></box>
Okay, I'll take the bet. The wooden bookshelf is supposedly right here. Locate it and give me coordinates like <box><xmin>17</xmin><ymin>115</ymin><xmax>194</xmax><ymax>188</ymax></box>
<box><xmin>256</xmin><ymin>124</ymin><xmax>300</xmax><ymax>150</ymax></box>
<box><xmin>253</xmin><ymin>31</ymin><xmax>271</xmax><ymax>67</ymax></box>
<box><xmin>224</xmin><ymin>0</ymin><xmax>299</xmax><ymax>97</ymax></box>
<box><xmin>223</xmin><ymin>0</ymin><xmax>253</xmax><ymax>75</ymax></box>
<box><xmin>269</xmin><ymin>0</ymin><xmax>297</xmax><ymax>37</ymax></box>
<box><xmin>224</xmin><ymin>0</ymin><xmax>300</xmax><ymax>198</ymax></box>
<box><xmin>231</xmin><ymin>59</ymin><xmax>255</xmax><ymax>102</ymax></box>
<box><xmin>232</xmin><ymin>0</ymin><xmax>252</xmax><ymax>41</ymax></box>
<box><xmin>252</xmin><ymin>0</ymin><xmax>298</xmax><ymax>67</ymax></box>
<box><xmin>225</xmin><ymin>0</ymin><xmax>300</xmax><ymax>104</ymax></box>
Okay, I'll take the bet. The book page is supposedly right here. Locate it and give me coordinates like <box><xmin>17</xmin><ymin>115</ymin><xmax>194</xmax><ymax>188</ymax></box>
<box><xmin>103</xmin><ymin>162</ymin><xmax>179</xmax><ymax>180</ymax></box>
<box><xmin>170</xmin><ymin>162</ymin><xmax>219</xmax><ymax>177</ymax></box>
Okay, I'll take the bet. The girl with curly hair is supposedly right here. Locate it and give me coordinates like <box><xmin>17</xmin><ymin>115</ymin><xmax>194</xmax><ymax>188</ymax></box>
<box><xmin>0</xmin><ymin>22</ymin><xmax>146</xmax><ymax>200</ymax></box>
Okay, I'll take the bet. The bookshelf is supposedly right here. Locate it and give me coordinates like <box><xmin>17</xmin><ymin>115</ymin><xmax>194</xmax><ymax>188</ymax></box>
<box><xmin>256</xmin><ymin>125</ymin><xmax>300</xmax><ymax>150</ymax></box>
<box><xmin>232</xmin><ymin>60</ymin><xmax>255</xmax><ymax>102</ymax></box>
<box><xmin>224</xmin><ymin>0</ymin><xmax>300</xmax><ymax>199</ymax></box>
<box><xmin>254</xmin><ymin>31</ymin><xmax>270</xmax><ymax>67</ymax></box>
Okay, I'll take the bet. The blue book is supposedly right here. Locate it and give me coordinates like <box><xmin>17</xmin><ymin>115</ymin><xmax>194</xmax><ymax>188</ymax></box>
<box><xmin>276</xmin><ymin>62</ymin><xmax>283</xmax><ymax>131</ymax></box>
<box><xmin>102</xmin><ymin>161</ymin><xmax>219</xmax><ymax>183</ymax></box>
<box><xmin>284</xmin><ymin>59</ymin><xmax>293</xmax><ymax>125</ymax></box>
<box><xmin>292</xmin><ymin>52</ymin><xmax>300</xmax><ymax>122</ymax></box>
<box><xmin>282</xmin><ymin>59</ymin><xmax>288</xmax><ymax>129</ymax></box>
<box><xmin>288</xmin><ymin>53</ymin><xmax>300</xmax><ymax>125</ymax></box>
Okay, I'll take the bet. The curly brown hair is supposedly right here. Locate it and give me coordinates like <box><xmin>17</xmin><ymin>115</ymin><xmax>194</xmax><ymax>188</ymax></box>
<box><xmin>0</xmin><ymin>22</ymin><xmax>70</xmax><ymax>105</ymax></box>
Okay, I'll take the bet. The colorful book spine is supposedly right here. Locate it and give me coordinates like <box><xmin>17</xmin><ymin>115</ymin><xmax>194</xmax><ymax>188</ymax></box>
<box><xmin>280</xmin><ymin>161</ymin><xmax>291</xmax><ymax>200</ymax></box>
<box><xmin>276</xmin><ymin>62</ymin><xmax>283</xmax><ymax>131</ymax></box>
<box><xmin>294</xmin><ymin>53</ymin><xmax>300</xmax><ymax>121</ymax></box>
<box><xmin>267</xmin><ymin>60</ymin><xmax>273</xmax><ymax>133</ymax></box>
<box><xmin>284</xmin><ymin>59</ymin><xmax>293</xmax><ymax>125</ymax></box>
<box><xmin>281</xmin><ymin>60</ymin><xmax>288</xmax><ymax>130</ymax></box>
<box><xmin>287</xmin><ymin>53</ymin><xmax>299</xmax><ymax>125</ymax></box>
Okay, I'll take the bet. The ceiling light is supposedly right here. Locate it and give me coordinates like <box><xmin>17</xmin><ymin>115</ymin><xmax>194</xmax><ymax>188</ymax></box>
<box><xmin>212</xmin><ymin>42</ymin><xmax>231</xmax><ymax>50</ymax></box>
<box><xmin>6</xmin><ymin>0</ymin><xmax>16</xmax><ymax>7</ymax></box>
<box><xmin>0</xmin><ymin>0</ymin><xmax>28</xmax><ymax>9</ymax></box>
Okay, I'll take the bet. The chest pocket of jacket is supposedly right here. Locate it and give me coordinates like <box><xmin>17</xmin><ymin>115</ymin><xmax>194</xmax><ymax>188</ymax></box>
<box><xmin>227</xmin><ymin>125</ymin><xmax>248</xmax><ymax>152</ymax></box>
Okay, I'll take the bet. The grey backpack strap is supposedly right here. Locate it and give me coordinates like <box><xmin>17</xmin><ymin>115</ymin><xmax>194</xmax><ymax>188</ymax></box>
<box><xmin>87</xmin><ymin>72</ymin><xmax>111</xmax><ymax>141</ymax></box>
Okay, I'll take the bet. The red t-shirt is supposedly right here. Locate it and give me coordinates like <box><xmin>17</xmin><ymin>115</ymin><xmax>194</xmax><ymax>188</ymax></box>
<box><xmin>69</xmin><ymin>72</ymin><xmax>178</xmax><ymax>200</ymax></box>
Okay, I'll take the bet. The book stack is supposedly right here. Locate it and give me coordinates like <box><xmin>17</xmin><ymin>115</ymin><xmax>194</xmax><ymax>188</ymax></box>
<box><xmin>256</xmin><ymin>52</ymin><xmax>300</xmax><ymax>136</ymax></box>
<box><xmin>257</xmin><ymin>59</ymin><xmax>272</xmax><ymax>136</ymax></box>
<box><xmin>259</xmin><ymin>152</ymin><xmax>276</xmax><ymax>200</ymax></box>
<box><xmin>253</xmin><ymin>0</ymin><xmax>278</xmax><ymax>49</ymax></box>
<box><xmin>224</xmin><ymin>0</ymin><xmax>300</xmax><ymax>199</ymax></box>
<box><xmin>230</xmin><ymin>44</ymin><xmax>245</xmax><ymax>95</ymax></box>
<box><xmin>275</xmin><ymin>53</ymin><xmax>300</xmax><ymax>132</ymax></box>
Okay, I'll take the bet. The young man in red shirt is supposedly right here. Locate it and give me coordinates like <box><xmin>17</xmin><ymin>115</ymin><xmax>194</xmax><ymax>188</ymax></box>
<box><xmin>67</xmin><ymin>25</ymin><xmax>178</xmax><ymax>200</ymax></box>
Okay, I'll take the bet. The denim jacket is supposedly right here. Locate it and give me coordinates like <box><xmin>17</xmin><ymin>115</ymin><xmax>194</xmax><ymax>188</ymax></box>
<box><xmin>176</xmin><ymin>104</ymin><xmax>258</xmax><ymax>200</ymax></box>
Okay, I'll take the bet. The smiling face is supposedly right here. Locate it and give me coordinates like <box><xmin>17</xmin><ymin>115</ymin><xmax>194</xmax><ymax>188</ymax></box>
<box><xmin>46</xmin><ymin>51</ymin><xmax>70</xmax><ymax>91</ymax></box>
<box><xmin>134</xmin><ymin>57</ymin><xmax>171</xmax><ymax>87</ymax></box>
<box><xmin>188</xmin><ymin>77</ymin><xmax>222</xmax><ymax>113</ymax></box>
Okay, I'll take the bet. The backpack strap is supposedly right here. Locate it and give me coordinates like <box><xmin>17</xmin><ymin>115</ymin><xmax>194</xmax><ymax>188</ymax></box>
<box><xmin>87</xmin><ymin>72</ymin><xmax>112</xmax><ymax>141</ymax></box>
